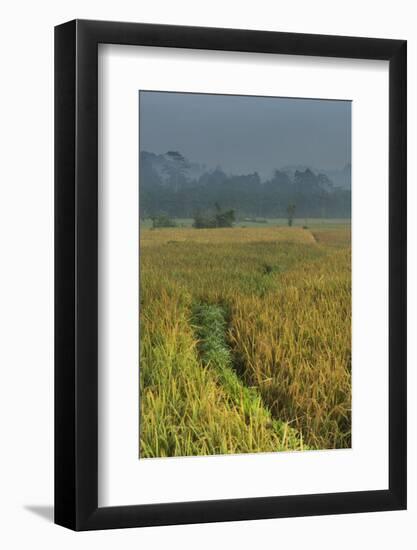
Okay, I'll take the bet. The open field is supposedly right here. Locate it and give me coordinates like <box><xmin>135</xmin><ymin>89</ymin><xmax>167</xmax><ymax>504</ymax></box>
<box><xmin>139</xmin><ymin>224</ymin><xmax>351</xmax><ymax>457</ymax></box>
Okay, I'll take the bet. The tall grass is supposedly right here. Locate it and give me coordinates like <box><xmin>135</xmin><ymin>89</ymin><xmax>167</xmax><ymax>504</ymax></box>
<box><xmin>229</xmin><ymin>248</ymin><xmax>351</xmax><ymax>449</ymax></box>
<box><xmin>140</xmin><ymin>288</ymin><xmax>305</xmax><ymax>457</ymax></box>
<box><xmin>140</xmin><ymin>225</ymin><xmax>351</xmax><ymax>456</ymax></box>
<box><xmin>192</xmin><ymin>303</ymin><xmax>306</xmax><ymax>450</ymax></box>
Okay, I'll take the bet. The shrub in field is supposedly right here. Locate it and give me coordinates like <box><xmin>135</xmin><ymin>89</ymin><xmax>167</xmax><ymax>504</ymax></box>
<box><xmin>193</xmin><ymin>203</ymin><xmax>235</xmax><ymax>228</ymax></box>
<box><xmin>150</xmin><ymin>214</ymin><xmax>177</xmax><ymax>228</ymax></box>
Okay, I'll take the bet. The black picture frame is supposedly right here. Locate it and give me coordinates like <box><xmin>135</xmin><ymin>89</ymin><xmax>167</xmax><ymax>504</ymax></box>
<box><xmin>55</xmin><ymin>19</ymin><xmax>407</xmax><ymax>531</ymax></box>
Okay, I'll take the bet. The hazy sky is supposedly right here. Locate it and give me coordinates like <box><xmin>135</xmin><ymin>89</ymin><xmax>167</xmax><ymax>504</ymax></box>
<box><xmin>139</xmin><ymin>91</ymin><xmax>351</xmax><ymax>179</ymax></box>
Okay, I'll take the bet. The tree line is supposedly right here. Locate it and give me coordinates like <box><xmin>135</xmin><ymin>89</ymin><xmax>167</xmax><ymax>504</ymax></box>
<box><xmin>140</xmin><ymin>151</ymin><xmax>351</xmax><ymax>220</ymax></box>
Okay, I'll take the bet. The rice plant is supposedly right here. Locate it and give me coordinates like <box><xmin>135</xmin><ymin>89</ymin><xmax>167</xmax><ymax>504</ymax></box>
<box><xmin>139</xmin><ymin>224</ymin><xmax>351</xmax><ymax>457</ymax></box>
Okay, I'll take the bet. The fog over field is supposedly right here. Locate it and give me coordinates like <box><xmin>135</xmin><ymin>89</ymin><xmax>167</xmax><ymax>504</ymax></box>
<box><xmin>139</xmin><ymin>92</ymin><xmax>351</xmax><ymax>220</ymax></box>
<box><xmin>139</xmin><ymin>91</ymin><xmax>351</xmax><ymax>179</ymax></box>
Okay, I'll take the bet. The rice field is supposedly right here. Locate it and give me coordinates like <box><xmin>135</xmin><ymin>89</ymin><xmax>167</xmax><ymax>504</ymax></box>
<box><xmin>139</xmin><ymin>224</ymin><xmax>351</xmax><ymax>458</ymax></box>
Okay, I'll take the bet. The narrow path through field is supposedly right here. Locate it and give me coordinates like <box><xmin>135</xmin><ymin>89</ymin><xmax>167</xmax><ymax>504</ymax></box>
<box><xmin>308</xmin><ymin>230</ymin><xmax>318</xmax><ymax>244</ymax></box>
<box><xmin>191</xmin><ymin>303</ymin><xmax>307</xmax><ymax>448</ymax></box>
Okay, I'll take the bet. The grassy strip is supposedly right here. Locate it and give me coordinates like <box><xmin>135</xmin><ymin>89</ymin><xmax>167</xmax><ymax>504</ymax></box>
<box><xmin>192</xmin><ymin>303</ymin><xmax>307</xmax><ymax>450</ymax></box>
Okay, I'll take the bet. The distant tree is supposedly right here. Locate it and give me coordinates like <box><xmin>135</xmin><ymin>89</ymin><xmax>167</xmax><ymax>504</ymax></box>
<box><xmin>163</xmin><ymin>151</ymin><xmax>189</xmax><ymax>192</ymax></box>
<box><xmin>286</xmin><ymin>203</ymin><xmax>296</xmax><ymax>227</ymax></box>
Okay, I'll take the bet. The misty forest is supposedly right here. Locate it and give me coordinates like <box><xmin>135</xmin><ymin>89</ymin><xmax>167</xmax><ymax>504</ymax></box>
<box><xmin>140</xmin><ymin>150</ymin><xmax>351</xmax><ymax>223</ymax></box>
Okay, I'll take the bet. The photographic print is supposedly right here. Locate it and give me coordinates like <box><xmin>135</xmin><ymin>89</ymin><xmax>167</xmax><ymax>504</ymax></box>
<box><xmin>139</xmin><ymin>91</ymin><xmax>351</xmax><ymax>458</ymax></box>
<box><xmin>55</xmin><ymin>21</ymin><xmax>406</xmax><ymax>529</ymax></box>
